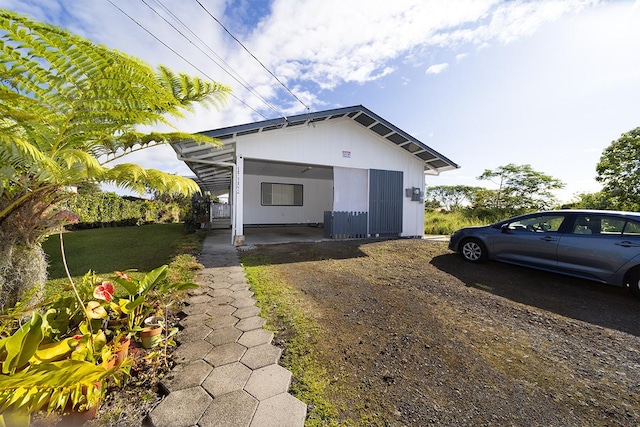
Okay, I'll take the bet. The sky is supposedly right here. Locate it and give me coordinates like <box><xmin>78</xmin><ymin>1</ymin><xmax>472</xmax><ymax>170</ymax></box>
<box><xmin>2</xmin><ymin>0</ymin><xmax>640</xmax><ymax>203</ymax></box>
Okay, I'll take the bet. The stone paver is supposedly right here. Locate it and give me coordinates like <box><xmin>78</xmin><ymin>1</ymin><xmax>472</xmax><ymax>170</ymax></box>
<box><xmin>148</xmin><ymin>386</ymin><xmax>212</xmax><ymax>427</ymax></box>
<box><xmin>237</xmin><ymin>329</ymin><xmax>273</xmax><ymax>347</ymax></box>
<box><xmin>234</xmin><ymin>305</ymin><xmax>261</xmax><ymax>319</ymax></box>
<box><xmin>199</xmin><ymin>390</ymin><xmax>258</xmax><ymax>427</ymax></box>
<box><xmin>204</xmin><ymin>314</ymin><xmax>239</xmax><ymax>330</ymax></box>
<box><xmin>205</xmin><ymin>327</ymin><xmax>242</xmax><ymax>346</ymax></box>
<box><xmin>176</xmin><ymin>324</ymin><xmax>212</xmax><ymax>344</ymax></box>
<box><xmin>172</xmin><ymin>340</ymin><xmax>213</xmax><ymax>364</ymax></box>
<box><xmin>244</xmin><ymin>365</ymin><xmax>292</xmax><ymax>400</ymax></box>
<box><xmin>203</xmin><ymin>342</ymin><xmax>247</xmax><ymax>367</ymax></box>
<box><xmin>236</xmin><ymin>316</ymin><xmax>266</xmax><ymax>332</ymax></box>
<box><xmin>161</xmin><ymin>359</ymin><xmax>213</xmax><ymax>392</ymax></box>
<box><xmin>202</xmin><ymin>362</ymin><xmax>251</xmax><ymax>397</ymax></box>
<box><xmin>241</xmin><ymin>344</ymin><xmax>282</xmax><ymax>370</ymax></box>
<box><xmin>251</xmin><ymin>393</ymin><xmax>307</xmax><ymax>427</ymax></box>
<box><xmin>147</xmin><ymin>232</ymin><xmax>305</xmax><ymax>427</ymax></box>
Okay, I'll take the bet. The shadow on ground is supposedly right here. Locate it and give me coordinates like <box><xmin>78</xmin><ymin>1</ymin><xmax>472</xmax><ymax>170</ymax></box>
<box><xmin>431</xmin><ymin>253</ymin><xmax>640</xmax><ymax>337</ymax></box>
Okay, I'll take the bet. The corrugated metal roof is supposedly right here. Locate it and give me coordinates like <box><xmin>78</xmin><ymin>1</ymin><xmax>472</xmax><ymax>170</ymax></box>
<box><xmin>171</xmin><ymin>105</ymin><xmax>459</xmax><ymax>195</ymax></box>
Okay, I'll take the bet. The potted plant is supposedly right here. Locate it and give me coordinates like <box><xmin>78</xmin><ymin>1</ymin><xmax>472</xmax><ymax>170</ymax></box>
<box><xmin>140</xmin><ymin>315</ymin><xmax>164</xmax><ymax>349</ymax></box>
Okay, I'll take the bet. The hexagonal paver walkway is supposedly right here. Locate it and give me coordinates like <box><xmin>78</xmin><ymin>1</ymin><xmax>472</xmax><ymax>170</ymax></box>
<box><xmin>147</xmin><ymin>231</ymin><xmax>307</xmax><ymax>427</ymax></box>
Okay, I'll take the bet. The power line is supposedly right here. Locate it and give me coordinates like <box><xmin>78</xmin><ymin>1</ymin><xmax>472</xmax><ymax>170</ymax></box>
<box><xmin>145</xmin><ymin>0</ymin><xmax>285</xmax><ymax>119</ymax></box>
<box><xmin>193</xmin><ymin>0</ymin><xmax>310</xmax><ymax>112</ymax></box>
<box><xmin>106</xmin><ymin>0</ymin><xmax>273</xmax><ymax>121</ymax></box>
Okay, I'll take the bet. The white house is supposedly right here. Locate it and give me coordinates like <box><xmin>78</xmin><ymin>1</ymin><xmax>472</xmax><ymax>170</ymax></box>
<box><xmin>171</xmin><ymin>105</ymin><xmax>458</xmax><ymax>245</ymax></box>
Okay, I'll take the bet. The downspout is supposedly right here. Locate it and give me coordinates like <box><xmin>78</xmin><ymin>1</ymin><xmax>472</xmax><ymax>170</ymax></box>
<box><xmin>177</xmin><ymin>156</ymin><xmax>237</xmax><ymax>245</ymax></box>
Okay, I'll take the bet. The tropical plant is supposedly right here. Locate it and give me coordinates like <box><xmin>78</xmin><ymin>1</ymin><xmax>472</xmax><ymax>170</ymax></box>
<box><xmin>0</xmin><ymin>261</ymin><xmax>197</xmax><ymax>425</ymax></box>
<box><xmin>0</xmin><ymin>9</ymin><xmax>231</xmax><ymax>308</ymax></box>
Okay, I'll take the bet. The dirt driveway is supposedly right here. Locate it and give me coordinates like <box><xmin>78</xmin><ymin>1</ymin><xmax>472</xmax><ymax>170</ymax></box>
<box><xmin>242</xmin><ymin>239</ymin><xmax>640</xmax><ymax>426</ymax></box>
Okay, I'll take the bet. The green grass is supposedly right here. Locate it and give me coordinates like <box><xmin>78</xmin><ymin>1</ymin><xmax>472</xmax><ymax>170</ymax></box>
<box><xmin>43</xmin><ymin>224</ymin><xmax>194</xmax><ymax>279</ymax></box>
<box><xmin>424</xmin><ymin>210</ymin><xmax>486</xmax><ymax>235</ymax></box>
<box><xmin>41</xmin><ymin>224</ymin><xmax>205</xmax><ymax>298</ymax></box>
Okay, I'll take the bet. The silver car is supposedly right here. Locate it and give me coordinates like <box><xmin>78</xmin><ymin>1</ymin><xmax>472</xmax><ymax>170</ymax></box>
<box><xmin>448</xmin><ymin>210</ymin><xmax>640</xmax><ymax>297</ymax></box>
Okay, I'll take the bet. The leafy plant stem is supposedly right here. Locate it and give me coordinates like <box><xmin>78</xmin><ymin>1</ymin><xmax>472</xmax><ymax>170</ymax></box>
<box><xmin>59</xmin><ymin>232</ymin><xmax>95</xmax><ymax>356</ymax></box>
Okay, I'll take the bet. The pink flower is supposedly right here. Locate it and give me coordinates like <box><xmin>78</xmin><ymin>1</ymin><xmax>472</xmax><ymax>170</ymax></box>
<box><xmin>114</xmin><ymin>271</ymin><xmax>131</xmax><ymax>281</ymax></box>
<box><xmin>93</xmin><ymin>281</ymin><xmax>115</xmax><ymax>302</ymax></box>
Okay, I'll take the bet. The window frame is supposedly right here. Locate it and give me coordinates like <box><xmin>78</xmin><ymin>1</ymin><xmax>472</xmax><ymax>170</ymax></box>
<box><xmin>260</xmin><ymin>182</ymin><xmax>303</xmax><ymax>207</ymax></box>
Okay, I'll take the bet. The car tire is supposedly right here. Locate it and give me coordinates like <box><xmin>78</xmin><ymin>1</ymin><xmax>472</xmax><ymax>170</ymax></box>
<box><xmin>627</xmin><ymin>269</ymin><xmax>640</xmax><ymax>298</ymax></box>
<box><xmin>460</xmin><ymin>238</ymin><xmax>488</xmax><ymax>263</ymax></box>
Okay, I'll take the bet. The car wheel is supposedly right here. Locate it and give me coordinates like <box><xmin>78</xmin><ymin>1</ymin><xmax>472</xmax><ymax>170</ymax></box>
<box><xmin>460</xmin><ymin>238</ymin><xmax>488</xmax><ymax>263</ymax></box>
<box><xmin>627</xmin><ymin>269</ymin><xmax>640</xmax><ymax>298</ymax></box>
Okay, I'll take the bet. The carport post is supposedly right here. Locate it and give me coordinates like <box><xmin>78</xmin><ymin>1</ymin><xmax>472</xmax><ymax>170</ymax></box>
<box><xmin>233</xmin><ymin>156</ymin><xmax>245</xmax><ymax>246</ymax></box>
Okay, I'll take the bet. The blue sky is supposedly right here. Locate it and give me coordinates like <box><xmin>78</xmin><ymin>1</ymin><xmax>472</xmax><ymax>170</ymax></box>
<box><xmin>3</xmin><ymin>0</ymin><xmax>640</xmax><ymax>203</ymax></box>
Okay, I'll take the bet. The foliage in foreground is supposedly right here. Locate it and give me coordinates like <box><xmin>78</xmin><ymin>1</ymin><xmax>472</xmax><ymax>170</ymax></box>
<box><xmin>0</xmin><ymin>264</ymin><xmax>199</xmax><ymax>426</ymax></box>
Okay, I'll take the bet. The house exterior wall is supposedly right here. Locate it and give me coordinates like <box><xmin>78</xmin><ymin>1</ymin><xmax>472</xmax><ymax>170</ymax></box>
<box><xmin>235</xmin><ymin>118</ymin><xmax>426</xmax><ymax>236</ymax></box>
<box><xmin>242</xmin><ymin>173</ymin><xmax>333</xmax><ymax>225</ymax></box>
<box><xmin>333</xmin><ymin>167</ymin><xmax>368</xmax><ymax>212</ymax></box>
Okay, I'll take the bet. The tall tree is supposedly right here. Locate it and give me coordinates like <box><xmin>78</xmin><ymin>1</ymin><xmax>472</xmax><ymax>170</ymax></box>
<box><xmin>477</xmin><ymin>164</ymin><xmax>564</xmax><ymax>213</ymax></box>
<box><xmin>424</xmin><ymin>185</ymin><xmax>482</xmax><ymax>211</ymax></box>
<box><xmin>0</xmin><ymin>10</ymin><xmax>231</xmax><ymax>309</ymax></box>
<box><xmin>596</xmin><ymin>127</ymin><xmax>640</xmax><ymax>211</ymax></box>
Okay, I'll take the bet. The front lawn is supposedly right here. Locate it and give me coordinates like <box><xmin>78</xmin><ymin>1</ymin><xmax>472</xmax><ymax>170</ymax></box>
<box><xmin>42</xmin><ymin>223</ymin><xmax>197</xmax><ymax>279</ymax></box>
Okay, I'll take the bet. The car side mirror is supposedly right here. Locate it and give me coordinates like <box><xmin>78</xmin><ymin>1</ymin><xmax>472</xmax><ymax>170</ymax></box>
<box><xmin>501</xmin><ymin>224</ymin><xmax>510</xmax><ymax>234</ymax></box>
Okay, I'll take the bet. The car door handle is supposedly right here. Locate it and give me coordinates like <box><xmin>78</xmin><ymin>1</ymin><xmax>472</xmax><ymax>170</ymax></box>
<box><xmin>540</xmin><ymin>236</ymin><xmax>558</xmax><ymax>242</ymax></box>
<box><xmin>615</xmin><ymin>241</ymin><xmax>640</xmax><ymax>248</ymax></box>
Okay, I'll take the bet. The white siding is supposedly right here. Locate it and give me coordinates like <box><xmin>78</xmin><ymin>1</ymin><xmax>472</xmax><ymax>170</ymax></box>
<box><xmin>333</xmin><ymin>167</ymin><xmax>368</xmax><ymax>212</ymax></box>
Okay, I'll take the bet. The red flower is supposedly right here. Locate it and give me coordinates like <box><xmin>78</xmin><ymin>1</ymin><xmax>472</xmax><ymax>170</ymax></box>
<box><xmin>93</xmin><ymin>281</ymin><xmax>115</xmax><ymax>302</ymax></box>
<box><xmin>114</xmin><ymin>271</ymin><xmax>131</xmax><ymax>281</ymax></box>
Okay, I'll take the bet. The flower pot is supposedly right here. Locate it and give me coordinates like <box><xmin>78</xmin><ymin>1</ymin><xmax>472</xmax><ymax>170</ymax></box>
<box><xmin>59</xmin><ymin>382</ymin><xmax>102</xmax><ymax>425</ymax></box>
<box><xmin>140</xmin><ymin>326</ymin><xmax>162</xmax><ymax>349</ymax></box>
<box><xmin>114</xmin><ymin>337</ymin><xmax>130</xmax><ymax>364</ymax></box>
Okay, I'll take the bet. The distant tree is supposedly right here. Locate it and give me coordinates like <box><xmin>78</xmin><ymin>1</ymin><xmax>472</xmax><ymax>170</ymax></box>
<box><xmin>566</xmin><ymin>191</ymin><xmax>619</xmax><ymax>210</ymax></box>
<box><xmin>477</xmin><ymin>164</ymin><xmax>564</xmax><ymax>213</ymax></box>
<box><xmin>596</xmin><ymin>128</ymin><xmax>640</xmax><ymax>211</ymax></box>
<box><xmin>424</xmin><ymin>185</ymin><xmax>482</xmax><ymax>211</ymax></box>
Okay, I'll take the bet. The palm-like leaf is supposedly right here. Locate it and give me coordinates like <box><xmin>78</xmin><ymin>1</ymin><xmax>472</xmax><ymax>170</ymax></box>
<box><xmin>0</xmin><ymin>9</ymin><xmax>231</xmax><ymax>240</ymax></box>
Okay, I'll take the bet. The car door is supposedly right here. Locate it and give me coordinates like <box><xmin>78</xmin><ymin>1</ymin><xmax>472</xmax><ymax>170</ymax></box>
<box><xmin>556</xmin><ymin>215</ymin><xmax>640</xmax><ymax>281</ymax></box>
<box><xmin>492</xmin><ymin>213</ymin><xmax>568</xmax><ymax>268</ymax></box>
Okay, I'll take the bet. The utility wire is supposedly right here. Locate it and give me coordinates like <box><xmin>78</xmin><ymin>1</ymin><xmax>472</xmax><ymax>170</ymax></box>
<box><xmin>106</xmin><ymin>0</ymin><xmax>272</xmax><ymax>121</ymax></box>
<box><xmin>193</xmin><ymin>0</ymin><xmax>310</xmax><ymax>112</ymax></box>
<box><xmin>146</xmin><ymin>0</ymin><xmax>285</xmax><ymax>119</ymax></box>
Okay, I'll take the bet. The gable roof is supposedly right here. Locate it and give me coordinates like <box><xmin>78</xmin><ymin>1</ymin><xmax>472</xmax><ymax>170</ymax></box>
<box><xmin>171</xmin><ymin>105</ymin><xmax>459</xmax><ymax>194</ymax></box>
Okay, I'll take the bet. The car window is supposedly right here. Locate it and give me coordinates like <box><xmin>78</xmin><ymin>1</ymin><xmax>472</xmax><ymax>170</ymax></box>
<box><xmin>507</xmin><ymin>215</ymin><xmax>565</xmax><ymax>233</ymax></box>
<box><xmin>572</xmin><ymin>215</ymin><xmax>601</xmax><ymax>235</ymax></box>
<box><xmin>623</xmin><ymin>220</ymin><xmax>640</xmax><ymax>236</ymax></box>
<box><xmin>601</xmin><ymin>217</ymin><xmax>625</xmax><ymax>235</ymax></box>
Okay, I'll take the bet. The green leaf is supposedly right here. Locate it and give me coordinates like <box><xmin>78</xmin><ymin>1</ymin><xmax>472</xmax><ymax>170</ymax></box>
<box><xmin>2</xmin><ymin>313</ymin><xmax>43</xmax><ymax>375</ymax></box>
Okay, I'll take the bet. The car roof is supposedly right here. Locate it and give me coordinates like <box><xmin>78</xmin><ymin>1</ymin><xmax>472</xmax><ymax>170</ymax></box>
<box><xmin>543</xmin><ymin>209</ymin><xmax>640</xmax><ymax>217</ymax></box>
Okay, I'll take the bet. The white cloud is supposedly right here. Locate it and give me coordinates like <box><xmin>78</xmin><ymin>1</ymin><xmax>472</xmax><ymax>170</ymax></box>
<box><xmin>425</xmin><ymin>63</ymin><xmax>450</xmax><ymax>75</ymax></box>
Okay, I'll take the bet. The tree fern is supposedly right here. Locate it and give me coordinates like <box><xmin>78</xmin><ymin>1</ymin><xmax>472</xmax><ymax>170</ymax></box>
<box><xmin>0</xmin><ymin>9</ymin><xmax>231</xmax><ymax>306</ymax></box>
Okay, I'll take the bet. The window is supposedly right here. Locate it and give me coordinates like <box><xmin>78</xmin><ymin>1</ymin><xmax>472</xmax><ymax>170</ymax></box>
<box><xmin>261</xmin><ymin>183</ymin><xmax>303</xmax><ymax>206</ymax></box>
<box><xmin>507</xmin><ymin>215</ymin><xmax>565</xmax><ymax>232</ymax></box>
<box><xmin>623</xmin><ymin>220</ymin><xmax>640</xmax><ymax>236</ymax></box>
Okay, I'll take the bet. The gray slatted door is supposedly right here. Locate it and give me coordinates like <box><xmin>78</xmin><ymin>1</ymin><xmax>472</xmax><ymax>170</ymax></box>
<box><xmin>369</xmin><ymin>169</ymin><xmax>403</xmax><ymax>236</ymax></box>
